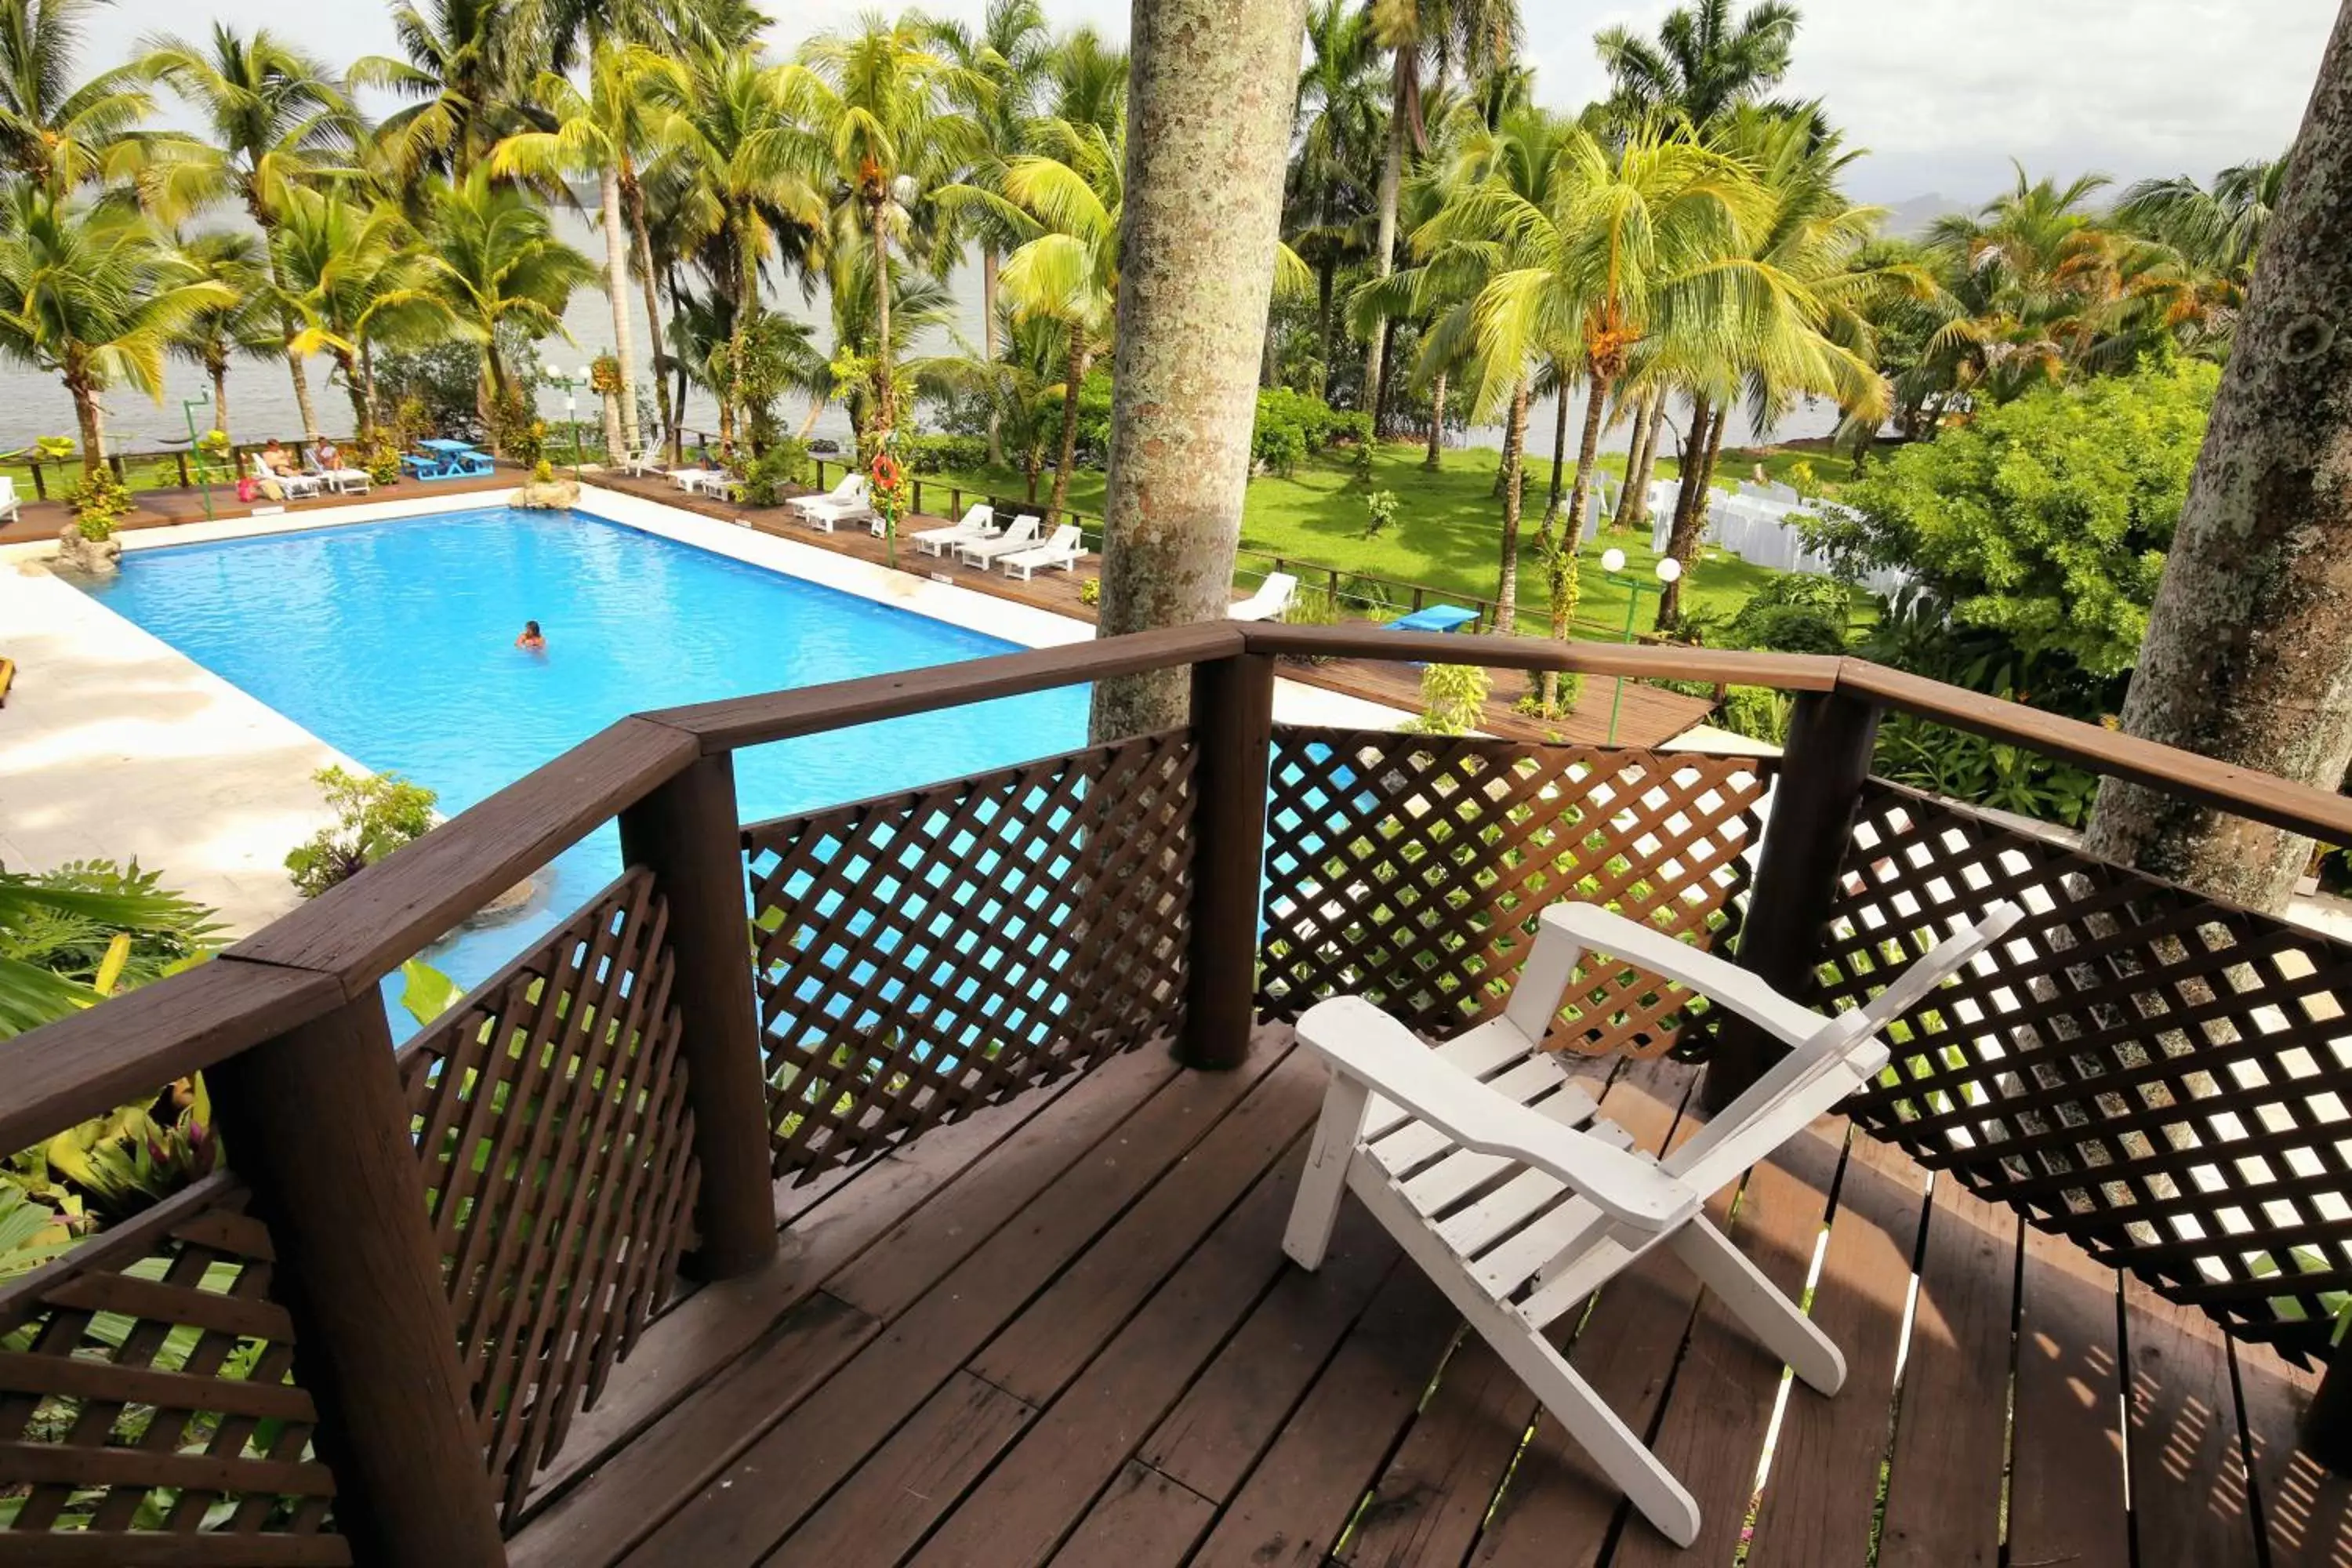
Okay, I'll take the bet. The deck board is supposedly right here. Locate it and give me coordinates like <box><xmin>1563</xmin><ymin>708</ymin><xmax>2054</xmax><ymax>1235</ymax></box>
<box><xmin>511</xmin><ymin>1025</ymin><xmax>2286</xmax><ymax>1568</ymax></box>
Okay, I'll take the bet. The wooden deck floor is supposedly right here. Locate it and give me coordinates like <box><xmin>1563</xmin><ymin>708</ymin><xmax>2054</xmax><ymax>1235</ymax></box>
<box><xmin>503</xmin><ymin>1025</ymin><xmax>2350</xmax><ymax>1568</ymax></box>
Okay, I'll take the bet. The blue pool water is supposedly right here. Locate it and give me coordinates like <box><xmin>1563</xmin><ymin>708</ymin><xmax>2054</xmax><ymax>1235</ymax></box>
<box><xmin>82</xmin><ymin>506</ymin><xmax>1087</xmax><ymax>1026</ymax></box>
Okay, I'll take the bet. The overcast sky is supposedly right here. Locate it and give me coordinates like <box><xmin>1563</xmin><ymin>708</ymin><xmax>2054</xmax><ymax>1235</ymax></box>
<box><xmin>97</xmin><ymin>0</ymin><xmax>2334</xmax><ymax>207</ymax></box>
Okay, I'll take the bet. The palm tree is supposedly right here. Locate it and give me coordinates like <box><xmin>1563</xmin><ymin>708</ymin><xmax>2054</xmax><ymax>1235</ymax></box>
<box><xmin>490</xmin><ymin>44</ymin><xmax>667</xmax><ymax>454</ymax></box>
<box><xmin>1359</xmin><ymin>0</ymin><xmax>1520</xmax><ymax>430</ymax></box>
<box><xmin>2118</xmin><ymin>155</ymin><xmax>2288</xmax><ymax>284</ymax></box>
<box><xmin>1595</xmin><ymin>0</ymin><xmax>1799</xmax><ymax>129</ymax></box>
<box><xmin>0</xmin><ymin>187</ymin><xmax>233</xmax><ymax>470</ymax></box>
<box><xmin>789</xmin><ymin>15</ymin><xmax>987</xmax><ymax>440</ymax></box>
<box><xmin>931</xmin><ymin>0</ymin><xmax>1050</xmax><ymax>466</ymax></box>
<box><xmin>912</xmin><ymin>310</ymin><xmax>1063</xmax><ymax>499</ymax></box>
<box><xmin>416</xmin><ymin>170</ymin><xmax>597</xmax><ymax>448</ymax></box>
<box><xmin>354</xmin><ymin>0</ymin><xmax>527</xmax><ymax>184</ymax></box>
<box><xmin>944</xmin><ymin>114</ymin><xmax>1119</xmax><ymax>523</ymax></box>
<box><xmin>273</xmin><ymin>188</ymin><xmax>447</xmax><ymax>440</ymax></box>
<box><xmin>1044</xmin><ymin>24</ymin><xmax>1125</xmax><ymax>133</ymax></box>
<box><xmin>166</xmin><ymin>228</ymin><xmax>274</xmax><ymax>439</ymax></box>
<box><xmin>635</xmin><ymin>45</ymin><xmax>826</xmax><ymax>458</ymax></box>
<box><xmin>1287</xmin><ymin>0</ymin><xmax>1384</xmax><ymax>400</ymax></box>
<box><xmin>0</xmin><ymin>0</ymin><xmax>159</xmax><ymax>193</ymax></box>
<box><xmin>140</xmin><ymin>26</ymin><xmax>359</xmax><ymax>438</ymax></box>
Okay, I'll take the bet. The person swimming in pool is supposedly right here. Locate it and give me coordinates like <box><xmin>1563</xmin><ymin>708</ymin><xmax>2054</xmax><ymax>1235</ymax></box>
<box><xmin>516</xmin><ymin>620</ymin><xmax>546</xmax><ymax>652</ymax></box>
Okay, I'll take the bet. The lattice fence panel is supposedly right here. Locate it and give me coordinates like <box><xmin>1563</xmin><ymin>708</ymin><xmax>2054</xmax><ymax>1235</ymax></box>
<box><xmin>0</xmin><ymin>1172</ymin><xmax>348</xmax><ymax>1561</ymax></box>
<box><xmin>743</xmin><ymin>729</ymin><xmax>1196</xmax><ymax>1180</ymax></box>
<box><xmin>1817</xmin><ymin>779</ymin><xmax>2352</xmax><ymax>1364</ymax></box>
<box><xmin>397</xmin><ymin>867</ymin><xmax>699</xmax><ymax>1523</ymax></box>
<box><xmin>1258</xmin><ymin>728</ymin><xmax>1772</xmax><ymax>1058</ymax></box>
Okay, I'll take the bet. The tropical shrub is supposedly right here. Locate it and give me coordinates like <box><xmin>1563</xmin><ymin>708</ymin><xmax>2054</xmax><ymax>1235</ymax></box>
<box><xmin>1404</xmin><ymin>662</ymin><xmax>1491</xmax><ymax>735</ymax></box>
<box><xmin>64</xmin><ymin>466</ymin><xmax>131</xmax><ymax>539</ymax></box>
<box><xmin>900</xmin><ymin>433</ymin><xmax>989</xmax><ymax>473</ymax></box>
<box><xmin>1250</xmin><ymin>387</ymin><xmax>1352</xmax><ymax>474</ymax></box>
<box><xmin>532</xmin><ymin>458</ymin><xmax>555</xmax><ymax>484</ymax></box>
<box><xmin>1804</xmin><ymin>361</ymin><xmax>2216</xmax><ymax>678</ymax></box>
<box><xmin>742</xmin><ymin>441</ymin><xmax>810</xmax><ymax>507</ymax></box>
<box><xmin>1715</xmin><ymin>575</ymin><xmax>1853</xmax><ymax>655</ymax></box>
<box><xmin>285</xmin><ymin>767</ymin><xmax>438</xmax><ymax>898</ymax></box>
<box><xmin>488</xmin><ymin>393</ymin><xmax>546</xmax><ymax>466</ymax></box>
<box><xmin>1363</xmin><ymin>489</ymin><xmax>1400</xmax><ymax>539</ymax></box>
<box><xmin>374</xmin><ymin>341</ymin><xmax>488</xmax><ymax>441</ymax></box>
<box><xmin>0</xmin><ymin>861</ymin><xmax>218</xmax><ymax>1037</ymax></box>
<box><xmin>1078</xmin><ymin>577</ymin><xmax>1100</xmax><ymax>607</ymax></box>
<box><xmin>364</xmin><ymin>434</ymin><xmax>404</xmax><ymax>486</ymax></box>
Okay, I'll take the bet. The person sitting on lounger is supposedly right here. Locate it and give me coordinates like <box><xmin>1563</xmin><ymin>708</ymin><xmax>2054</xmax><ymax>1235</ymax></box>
<box><xmin>311</xmin><ymin>434</ymin><xmax>343</xmax><ymax>472</ymax></box>
<box><xmin>515</xmin><ymin>620</ymin><xmax>546</xmax><ymax>652</ymax></box>
<box><xmin>260</xmin><ymin>438</ymin><xmax>299</xmax><ymax>476</ymax></box>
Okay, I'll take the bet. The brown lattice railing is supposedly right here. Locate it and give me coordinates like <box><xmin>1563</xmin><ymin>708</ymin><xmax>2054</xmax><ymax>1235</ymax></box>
<box><xmin>397</xmin><ymin>869</ymin><xmax>700</xmax><ymax>1521</ymax></box>
<box><xmin>0</xmin><ymin>1173</ymin><xmax>347</xmax><ymax>1556</ymax></box>
<box><xmin>1810</xmin><ymin>779</ymin><xmax>2352</xmax><ymax>1363</ymax></box>
<box><xmin>742</xmin><ymin>728</ymin><xmax>1197</xmax><ymax>1180</ymax></box>
<box><xmin>1257</xmin><ymin>728</ymin><xmax>1771</xmax><ymax>1059</ymax></box>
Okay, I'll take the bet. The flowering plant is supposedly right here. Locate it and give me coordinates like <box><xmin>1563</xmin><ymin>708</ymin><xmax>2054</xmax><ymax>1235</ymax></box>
<box><xmin>867</xmin><ymin>433</ymin><xmax>912</xmax><ymax>564</ymax></box>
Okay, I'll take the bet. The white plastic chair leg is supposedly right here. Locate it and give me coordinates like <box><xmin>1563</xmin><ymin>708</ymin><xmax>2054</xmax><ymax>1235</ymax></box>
<box><xmin>1283</xmin><ymin>1076</ymin><xmax>1368</xmax><ymax>1272</ymax></box>
<box><xmin>1668</xmin><ymin>1217</ymin><xmax>1846</xmax><ymax>1394</ymax></box>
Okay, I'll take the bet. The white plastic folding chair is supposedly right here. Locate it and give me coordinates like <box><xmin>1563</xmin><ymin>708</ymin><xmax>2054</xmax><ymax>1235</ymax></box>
<box><xmin>1282</xmin><ymin>896</ymin><xmax>2023</xmax><ymax>1547</ymax></box>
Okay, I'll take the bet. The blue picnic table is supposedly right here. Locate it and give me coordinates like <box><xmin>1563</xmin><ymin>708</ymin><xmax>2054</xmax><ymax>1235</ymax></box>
<box><xmin>1388</xmin><ymin>604</ymin><xmax>1480</xmax><ymax>634</ymax></box>
<box><xmin>403</xmin><ymin>440</ymin><xmax>495</xmax><ymax>481</ymax></box>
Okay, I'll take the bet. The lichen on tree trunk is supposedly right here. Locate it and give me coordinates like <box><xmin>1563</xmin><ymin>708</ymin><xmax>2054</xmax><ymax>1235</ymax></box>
<box><xmin>1089</xmin><ymin>0</ymin><xmax>1309</xmax><ymax>742</ymax></box>
<box><xmin>2081</xmin><ymin>2</ymin><xmax>2352</xmax><ymax>915</ymax></box>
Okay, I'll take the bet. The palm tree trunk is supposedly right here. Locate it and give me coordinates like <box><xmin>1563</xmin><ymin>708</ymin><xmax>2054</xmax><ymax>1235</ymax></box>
<box><xmin>1657</xmin><ymin>400</ymin><xmax>1726</xmax><ymax>628</ymax></box>
<box><xmin>1491</xmin><ymin>384</ymin><xmax>1520</xmax><ymax>499</ymax></box>
<box><xmin>358</xmin><ymin>341</ymin><xmax>377</xmax><ymax>441</ymax></box>
<box><xmin>870</xmin><ymin>195</ymin><xmax>895</xmax><ymax>437</ymax></box>
<box><xmin>983</xmin><ymin>245</ymin><xmax>1004</xmax><ymax>466</ymax></box>
<box><xmin>67</xmin><ymin>376</ymin><xmax>103</xmax><ymax>477</ymax></box>
<box><xmin>1361</xmin><ymin>53</ymin><xmax>1406</xmax><ymax>420</ymax></box>
<box><xmin>2082</xmin><ymin>4</ymin><xmax>2352</xmax><ymax>913</ymax></box>
<box><xmin>797</xmin><ymin>394</ymin><xmax>826</xmax><ymax>441</ymax></box>
<box><xmin>1048</xmin><ymin>325</ymin><xmax>1091</xmax><ymax>521</ymax></box>
<box><xmin>600</xmin><ymin>165</ymin><xmax>641</xmax><ymax>453</ymax></box>
<box><xmin>257</xmin><ymin>236</ymin><xmax>319</xmax><ymax>441</ymax></box>
<box><xmin>1373</xmin><ymin>317</ymin><xmax>1399</xmax><ymax>437</ymax></box>
<box><xmin>666</xmin><ymin>263</ymin><xmax>691</xmax><ymax>459</ymax></box>
<box><xmin>1621</xmin><ymin>390</ymin><xmax>1662</xmax><ymax>532</ymax></box>
<box><xmin>726</xmin><ymin>218</ymin><xmax>755</xmax><ymax>462</ymax></box>
<box><xmin>1092</xmin><ymin>0</ymin><xmax>1310</xmax><ymax>739</ymax></box>
<box><xmin>1545</xmin><ymin>374</ymin><xmax>1573</xmax><ymax>520</ymax></box>
<box><xmin>622</xmin><ymin>165</ymin><xmax>677</xmax><ymax>462</ymax></box>
<box><xmin>209</xmin><ymin>356</ymin><xmax>230</xmax><ymax>442</ymax></box>
<box><xmin>1425</xmin><ymin>367</ymin><xmax>1446</xmax><ymax>470</ymax></box>
<box><xmin>1563</xmin><ymin>368</ymin><xmax>1612</xmax><ymax>548</ymax></box>
<box><xmin>1493</xmin><ymin>377</ymin><xmax>1529</xmax><ymax>636</ymax></box>
<box><xmin>1315</xmin><ymin>259</ymin><xmax>1335</xmax><ymax>399</ymax></box>
<box><xmin>339</xmin><ymin>353</ymin><xmax>368</xmax><ymax>440</ymax></box>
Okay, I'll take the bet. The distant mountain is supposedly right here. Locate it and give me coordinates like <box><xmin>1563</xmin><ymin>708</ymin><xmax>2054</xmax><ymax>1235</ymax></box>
<box><xmin>1878</xmin><ymin>193</ymin><xmax>1973</xmax><ymax>238</ymax></box>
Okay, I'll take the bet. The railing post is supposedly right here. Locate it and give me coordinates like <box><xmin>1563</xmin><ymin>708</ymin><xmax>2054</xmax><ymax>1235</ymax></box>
<box><xmin>175</xmin><ymin>450</ymin><xmax>191</xmax><ymax>487</ymax></box>
<box><xmin>207</xmin><ymin>991</ymin><xmax>507</xmax><ymax>1566</ymax></box>
<box><xmin>1702</xmin><ymin>686</ymin><xmax>1882</xmax><ymax>1112</ymax></box>
<box><xmin>913</xmin><ymin>477</ymin><xmax>924</xmax><ymax>516</ymax></box>
<box><xmin>617</xmin><ymin>749</ymin><xmax>781</xmax><ymax>1279</ymax></box>
<box><xmin>950</xmin><ymin>486</ymin><xmax>962</xmax><ymax>519</ymax></box>
<box><xmin>27</xmin><ymin>460</ymin><xmax>42</xmax><ymax>499</ymax></box>
<box><xmin>813</xmin><ymin>457</ymin><xmax>827</xmax><ymax>492</ymax></box>
<box><xmin>1181</xmin><ymin>651</ymin><xmax>1276</xmax><ymax>1070</ymax></box>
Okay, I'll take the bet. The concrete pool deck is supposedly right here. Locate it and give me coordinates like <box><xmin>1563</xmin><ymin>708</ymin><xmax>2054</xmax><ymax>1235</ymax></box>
<box><xmin>0</xmin><ymin>483</ymin><xmax>1409</xmax><ymax>935</ymax></box>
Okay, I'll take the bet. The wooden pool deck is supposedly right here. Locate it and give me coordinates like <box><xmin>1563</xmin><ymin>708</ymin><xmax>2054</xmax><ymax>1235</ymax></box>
<box><xmin>499</xmin><ymin>1025</ymin><xmax>2350</xmax><ymax>1568</ymax></box>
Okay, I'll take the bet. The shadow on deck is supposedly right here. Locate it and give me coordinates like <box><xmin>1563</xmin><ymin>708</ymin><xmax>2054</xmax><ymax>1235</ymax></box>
<box><xmin>505</xmin><ymin>1025</ymin><xmax>2350</xmax><ymax>1568</ymax></box>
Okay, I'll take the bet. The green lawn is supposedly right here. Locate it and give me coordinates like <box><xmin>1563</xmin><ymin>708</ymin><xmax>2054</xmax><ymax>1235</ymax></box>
<box><xmin>918</xmin><ymin>442</ymin><xmax>1794</xmax><ymax>633</ymax></box>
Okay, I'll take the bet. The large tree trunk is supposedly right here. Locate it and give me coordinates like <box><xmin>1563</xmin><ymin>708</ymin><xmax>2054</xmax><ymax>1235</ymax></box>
<box><xmin>1657</xmin><ymin>400</ymin><xmax>1726</xmax><ymax>628</ymax></box>
<box><xmin>1621</xmin><ymin>390</ymin><xmax>1663</xmax><ymax>532</ymax></box>
<box><xmin>1361</xmin><ymin>56</ymin><xmax>1405</xmax><ymax>421</ymax></box>
<box><xmin>1091</xmin><ymin>0</ymin><xmax>1309</xmax><ymax>740</ymax></box>
<box><xmin>1047</xmin><ymin>327</ymin><xmax>1091</xmax><ymax>521</ymax></box>
<box><xmin>1493</xmin><ymin>377</ymin><xmax>1529</xmax><ymax>636</ymax></box>
<box><xmin>209</xmin><ymin>356</ymin><xmax>230</xmax><ymax>443</ymax></box>
<box><xmin>622</xmin><ymin>165</ymin><xmax>677</xmax><ymax>463</ymax></box>
<box><xmin>600</xmin><ymin>165</ymin><xmax>640</xmax><ymax>453</ymax></box>
<box><xmin>726</xmin><ymin>219</ymin><xmax>756</xmax><ymax>462</ymax></box>
<box><xmin>1544</xmin><ymin>373</ymin><xmax>1574</xmax><ymax>520</ymax></box>
<box><xmin>1425</xmin><ymin>365</ymin><xmax>1446</xmax><ymax>470</ymax></box>
<box><xmin>2082</xmin><ymin>5</ymin><xmax>2352</xmax><ymax>915</ymax></box>
<box><xmin>68</xmin><ymin>376</ymin><xmax>103</xmax><ymax>476</ymax></box>
<box><xmin>1314</xmin><ymin>258</ymin><xmax>1335</xmax><ymax>399</ymax></box>
<box><xmin>983</xmin><ymin>245</ymin><xmax>1004</xmax><ymax>465</ymax></box>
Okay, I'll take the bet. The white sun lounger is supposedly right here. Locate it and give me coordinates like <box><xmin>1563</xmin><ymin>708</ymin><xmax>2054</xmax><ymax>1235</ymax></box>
<box><xmin>619</xmin><ymin>448</ymin><xmax>666</xmax><ymax>477</ymax></box>
<box><xmin>249</xmin><ymin>454</ymin><xmax>322</xmax><ymax>499</ymax></box>
<box><xmin>956</xmin><ymin>513</ymin><xmax>1041</xmax><ymax>568</ymax></box>
<box><xmin>1283</xmin><ymin>896</ymin><xmax>2024</xmax><ymax>1548</ymax></box>
<box><xmin>996</xmin><ymin>524</ymin><xmax>1084</xmax><ymax>581</ymax></box>
<box><xmin>912</xmin><ymin>503</ymin><xmax>997</xmax><ymax>557</ymax></box>
<box><xmin>789</xmin><ymin>474</ymin><xmax>866</xmax><ymax>521</ymax></box>
<box><xmin>1228</xmin><ymin>572</ymin><xmax>1299</xmax><ymax>622</ymax></box>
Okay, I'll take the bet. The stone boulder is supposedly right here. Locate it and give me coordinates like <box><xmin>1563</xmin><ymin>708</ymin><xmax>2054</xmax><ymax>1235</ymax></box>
<box><xmin>54</xmin><ymin>524</ymin><xmax>122</xmax><ymax>577</ymax></box>
<box><xmin>510</xmin><ymin>477</ymin><xmax>581</xmax><ymax>510</ymax></box>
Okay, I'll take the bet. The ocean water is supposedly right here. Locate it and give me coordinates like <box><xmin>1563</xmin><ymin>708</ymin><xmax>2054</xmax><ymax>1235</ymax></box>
<box><xmin>81</xmin><ymin>506</ymin><xmax>1087</xmax><ymax>1028</ymax></box>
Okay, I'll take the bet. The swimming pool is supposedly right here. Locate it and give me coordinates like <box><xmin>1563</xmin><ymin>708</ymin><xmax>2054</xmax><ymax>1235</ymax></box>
<box><xmin>82</xmin><ymin>506</ymin><xmax>1087</xmax><ymax>1025</ymax></box>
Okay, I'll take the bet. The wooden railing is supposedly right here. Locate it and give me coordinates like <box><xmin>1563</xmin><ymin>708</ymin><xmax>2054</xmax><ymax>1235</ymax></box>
<box><xmin>9</xmin><ymin>623</ymin><xmax>2352</xmax><ymax>1559</ymax></box>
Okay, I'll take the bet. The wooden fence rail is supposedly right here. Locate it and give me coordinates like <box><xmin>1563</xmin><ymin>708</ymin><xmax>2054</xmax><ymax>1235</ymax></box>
<box><xmin>6</xmin><ymin>626</ymin><xmax>2352</xmax><ymax>1559</ymax></box>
